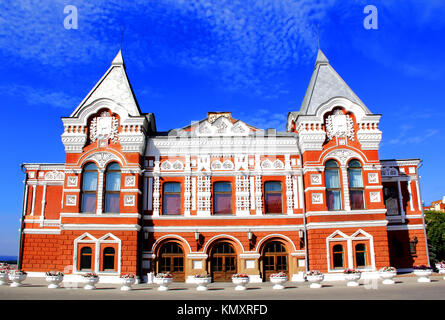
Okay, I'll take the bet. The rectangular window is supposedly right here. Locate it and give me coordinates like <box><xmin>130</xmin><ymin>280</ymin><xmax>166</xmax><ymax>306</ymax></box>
<box><xmin>105</xmin><ymin>194</ymin><xmax>120</xmax><ymax>213</ymax></box>
<box><xmin>81</xmin><ymin>193</ymin><xmax>96</xmax><ymax>213</ymax></box>
<box><xmin>383</xmin><ymin>185</ymin><xmax>400</xmax><ymax>215</ymax></box>
<box><xmin>326</xmin><ymin>190</ymin><xmax>341</xmax><ymax>211</ymax></box>
<box><xmin>264</xmin><ymin>182</ymin><xmax>282</xmax><ymax>213</ymax></box>
<box><xmin>213</xmin><ymin>182</ymin><xmax>232</xmax><ymax>214</ymax></box>
<box><xmin>163</xmin><ymin>182</ymin><xmax>181</xmax><ymax>215</ymax></box>
<box><xmin>350</xmin><ymin>190</ymin><xmax>364</xmax><ymax>210</ymax></box>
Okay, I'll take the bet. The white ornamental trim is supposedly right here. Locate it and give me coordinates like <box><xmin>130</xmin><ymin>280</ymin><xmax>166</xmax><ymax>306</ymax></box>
<box><xmin>124</xmin><ymin>195</ymin><xmax>135</xmax><ymax>207</ymax></box>
<box><xmin>311</xmin><ymin>193</ymin><xmax>323</xmax><ymax>204</ymax></box>
<box><xmin>310</xmin><ymin>174</ymin><xmax>322</xmax><ymax>185</ymax></box>
<box><xmin>66</xmin><ymin>176</ymin><xmax>78</xmax><ymax>187</ymax></box>
<box><xmin>66</xmin><ymin>195</ymin><xmax>77</xmax><ymax>206</ymax></box>
<box><xmin>89</xmin><ymin>111</ymin><xmax>119</xmax><ymax>143</ymax></box>
<box><xmin>369</xmin><ymin>192</ymin><xmax>381</xmax><ymax>203</ymax></box>
<box><xmin>124</xmin><ymin>176</ymin><xmax>136</xmax><ymax>187</ymax></box>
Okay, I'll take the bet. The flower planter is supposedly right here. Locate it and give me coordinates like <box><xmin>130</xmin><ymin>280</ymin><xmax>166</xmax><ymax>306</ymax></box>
<box><xmin>195</xmin><ymin>277</ymin><xmax>211</xmax><ymax>291</ymax></box>
<box><xmin>154</xmin><ymin>277</ymin><xmax>173</xmax><ymax>291</ymax></box>
<box><xmin>9</xmin><ymin>274</ymin><xmax>26</xmax><ymax>287</ymax></box>
<box><xmin>83</xmin><ymin>277</ymin><xmax>99</xmax><ymax>290</ymax></box>
<box><xmin>344</xmin><ymin>273</ymin><xmax>361</xmax><ymax>287</ymax></box>
<box><xmin>0</xmin><ymin>273</ymin><xmax>9</xmax><ymax>286</ymax></box>
<box><xmin>120</xmin><ymin>277</ymin><xmax>136</xmax><ymax>291</ymax></box>
<box><xmin>45</xmin><ymin>275</ymin><xmax>64</xmax><ymax>289</ymax></box>
<box><xmin>414</xmin><ymin>269</ymin><xmax>432</xmax><ymax>283</ymax></box>
<box><xmin>435</xmin><ymin>264</ymin><xmax>445</xmax><ymax>280</ymax></box>
<box><xmin>232</xmin><ymin>277</ymin><xmax>249</xmax><ymax>291</ymax></box>
<box><xmin>379</xmin><ymin>271</ymin><xmax>396</xmax><ymax>284</ymax></box>
<box><xmin>270</xmin><ymin>276</ymin><xmax>287</xmax><ymax>290</ymax></box>
<box><xmin>306</xmin><ymin>274</ymin><xmax>324</xmax><ymax>288</ymax></box>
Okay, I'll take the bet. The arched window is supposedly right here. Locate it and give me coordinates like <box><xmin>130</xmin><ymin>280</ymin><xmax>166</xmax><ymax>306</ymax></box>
<box><xmin>355</xmin><ymin>244</ymin><xmax>366</xmax><ymax>268</ymax></box>
<box><xmin>163</xmin><ymin>182</ymin><xmax>181</xmax><ymax>215</ymax></box>
<box><xmin>348</xmin><ymin>159</ymin><xmax>365</xmax><ymax>210</ymax></box>
<box><xmin>104</xmin><ymin>163</ymin><xmax>121</xmax><ymax>213</ymax></box>
<box><xmin>264</xmin><ymin>181</ymin><xmax>282</xmax><ymax>214</ymax></box>
<box><xmin>213</xmin><ymin>182</ymin><xmax>232</xmax><ymax>214</ymax></box>
<box><xmin>102</xmin><ymin>247</ymin><xmax>115</xmax><ymax>271</ymax></box>
<box><xmin>332</xmin><ymin>244</ymin><xmax>344</xmax><ymax>269</ymax></box>
<box><xmin>80</xmin><ymin>247</ymin><xmax>93</xmax><ymax>270</ymax></box>
<box><xmin>159</xmin><ymin>242</ymin><xmax>184</xmax><ymax>276</ymax></box>
<box><xmin>81</xmin><ymin>163</ymin><xmax>98</xmax><ymax>213</ymax></box>
<box><xmin>325</xmin><ymin>160</ymin><xmax>341</xmax><ymax>211</ymax></box>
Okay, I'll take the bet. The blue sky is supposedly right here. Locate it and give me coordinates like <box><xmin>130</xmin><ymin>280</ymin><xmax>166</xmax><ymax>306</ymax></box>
<box><xmin>1</xmin><ymin>0</ymin><xmax>444</xmax><ymax>255</ymax></box>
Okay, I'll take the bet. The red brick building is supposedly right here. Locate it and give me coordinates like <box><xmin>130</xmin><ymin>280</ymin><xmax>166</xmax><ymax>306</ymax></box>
<box><xmin>424</xmin><ymin>197</ymin><xmax>445</xmax><ymax>212</ymax></box>
<box><xmin>18</xmin><ymin>50</ymin><xmax>429</xmax><ymax>283</ymax></box>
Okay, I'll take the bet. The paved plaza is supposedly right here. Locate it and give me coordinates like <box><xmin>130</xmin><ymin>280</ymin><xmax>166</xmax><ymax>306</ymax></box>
<box><xmin>1</xmin><ymin>274</ymin><xmax>445</xmax><ymax>300</ymax></box>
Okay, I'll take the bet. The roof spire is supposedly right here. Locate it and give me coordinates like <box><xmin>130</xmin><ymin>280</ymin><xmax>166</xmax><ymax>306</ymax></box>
<box><xmin>111</xmin><ymin>49</ymin><xmax>125</xmax><ymax>68</ymax></box>
<box><xmin>315</xmin><ymin>49</ymin><xmax>329</xmax><ymax>65</ymax></box>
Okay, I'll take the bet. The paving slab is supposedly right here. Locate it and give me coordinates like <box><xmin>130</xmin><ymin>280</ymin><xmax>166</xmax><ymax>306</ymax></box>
<box><xmin>1</xmin><ymin>275</ymin><xmax>445</xmax><ymax>300</ymax></box>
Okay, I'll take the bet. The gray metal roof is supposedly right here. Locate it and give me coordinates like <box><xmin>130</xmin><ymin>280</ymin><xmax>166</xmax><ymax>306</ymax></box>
<box><xmin>299</xmin><ymin>49</ymin><xmax>371</xmax><ymax>115</ymax></box>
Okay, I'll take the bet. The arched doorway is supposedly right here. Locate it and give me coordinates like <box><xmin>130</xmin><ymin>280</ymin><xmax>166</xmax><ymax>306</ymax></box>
<box><xmin>262</xmin><ymin>241</ymin><xmax>288</xmax><ymax>280</ymax></box>
<box><xmin>210</xmin><ymin>242</ymin><xmax>237</xmax><ymax>282</ymax></box>
<box><xmin>157</xmin><ymin>242</ymin><xmax>185</xmax><ymax>282</ymax></box>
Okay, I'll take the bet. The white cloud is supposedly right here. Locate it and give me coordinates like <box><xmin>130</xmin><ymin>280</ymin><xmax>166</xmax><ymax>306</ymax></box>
<box><xmin>0</xmin><ymin>84</ymin><xmax>78</xmax><ymax>109</ymax></box>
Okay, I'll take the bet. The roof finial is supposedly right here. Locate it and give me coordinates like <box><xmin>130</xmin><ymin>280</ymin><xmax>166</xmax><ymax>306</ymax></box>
<box><xmin>120</xmin><ymin>25</ymin><xmax>125</xmax><ymax>51</ymax></box>
<box><xmin>316</xmin><ymin>24</ymin><xmax>320</xmax><ymax>50</ymax></box>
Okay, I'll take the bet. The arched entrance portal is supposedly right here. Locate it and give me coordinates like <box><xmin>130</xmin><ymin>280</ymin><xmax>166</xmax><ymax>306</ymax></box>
<box><xmin>158</xmin><ymin>242</ymin><xmax>185</xmax><ymax>282</ymax></box>
<box><xmin>210</xmin><ymin>242</ymin><xmax>237</xmax><ymax>282</ymax></box>
<box><xmin>262</xmin><ymin>241</ymin><xmax>288</xmax><ymax>281</ymax></box>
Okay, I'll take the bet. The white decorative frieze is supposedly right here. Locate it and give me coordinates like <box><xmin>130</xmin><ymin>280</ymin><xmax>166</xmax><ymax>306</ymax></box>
<box><xmin>370</xmin><ymin>192</ymin><xmax>381</xmax><ymax>203</ymax></box>
<box><xmin>90</xmin><ymin>111</ymin><xmax>119</xmax><ymax>143</ymax></box>
<box><xmin>235</xmin><ymin>155</ymin><xmax>249</xmax><ymax>171</ymax></box>
<box><xmin>84</xmin><ymin>152</ymin><xmax>120</xmax><ymax>169</ymax></box>
<box><xmin>381</xmin><ymin>167</ymin><xmax>398</xmax><ymax>177</ymax></box>
<box><xmin>235</xmin><ymin>175</ymin><xmax>250</xmax><ymax>215</ymax></box>
<box><xmin>44</xmin><ymin>170</ymin><xmax>65</xmax><ymax>181</ymax></box>
<box><xmin>255</xmin><ymin>175</ymin><xmax>262</xmax><ymax>215</ymax></box>
<box><xmin>61</xmin><ymin>133</ymin><xmax>87</xmax><ymax>153</ymax></box>
<box><xmin>197</xmin><ymin>175</ymin><xmax>211</xmax><ymax>215</ymax></box>
<box><xmin>285</xmin><ymin>175</ymin><xmax>293</xmax><ymax>214</ymax></box>
<box><xmin>66</xmin><ymin>195</ymin><xmax>77</xmax><ymax>206</ymax></box>
<box><xmin>356</xmin><ymin>122</ymin><xmax>382</xmax><ymax>150</ymax></box>
<box><xmin>161</xmin><ymin>160</ymin><xmax>184</xmax><ymax>171</ymax></box>
<box><xmin>153</xmin><ymin>176</ymin><xmax>160</xmax><ymax>215</ymax></box>
<box><xmin>197</xmin><ymin>155</ymin><xmax>211</xmax><ymax>172</ymax></box>
<box><xmin>184</xmin><ymin>175</ymin><xmax>191</xmax><ymax>215</ymax></box>
<box><xmin>325</xmin><ymin>110</ymin><xmax>355</xmax><ymax>141</ymax></box>
<box><xmin>297</xmin><ymin>122</ymin><xmax>326</xmax><ymax>153</ymax></box>
<box><xmin>195</xmin><ymin>116</ymin><xmax>251</xmax><ymax>136</ymax></box>
<box><xmin>261</xmin><ymin>159</ymin><xmax>284</xmax><ymax>170</ymax></box>
<box><xmin>311</xmin><ymin>193</ymin><xmax>323</xmax><ymax>204</ymax></box>
<box><xmin>125</xmin><ymin>176</ymin><xmax>136</xmax><ymax>187</ymax></box>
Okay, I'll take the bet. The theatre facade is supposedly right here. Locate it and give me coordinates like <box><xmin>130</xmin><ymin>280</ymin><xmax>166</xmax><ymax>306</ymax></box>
<box><xmin>18</xmin><ymin>50</ymin><xmax>429</xmax><ymax>283</ymax></box>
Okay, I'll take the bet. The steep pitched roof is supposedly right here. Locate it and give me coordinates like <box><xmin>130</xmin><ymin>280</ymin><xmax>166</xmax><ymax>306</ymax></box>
<box><xmin>299</xmin><ymin>49</ymin><xmax>371</xmax><ymax>115</ymax></box>
<box><xmin>70</xmin><ymin>50</ymin><xmax>142</xmax><ymax>117</ymax></box>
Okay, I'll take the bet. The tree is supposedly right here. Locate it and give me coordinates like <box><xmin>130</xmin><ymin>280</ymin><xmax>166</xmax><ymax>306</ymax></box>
<box><xmin>424</xmin><ymin>210</ymin><xmax>445</xmax><ymax>264</ymax></box>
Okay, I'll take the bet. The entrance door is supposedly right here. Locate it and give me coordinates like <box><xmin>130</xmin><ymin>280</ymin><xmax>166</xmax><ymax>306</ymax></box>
<box><xmin>262</xmin><ymin>241</ymin><xmax>288</xmax><ymax>280</ymax></box>
<box><xmin>210</xmin><ymin>242</ymin><xmax>237</xmax><ymax>282</ymax></box>
<box><xmin>158</xmin><ymin>242</ymin><xmax>185</xmax><ymax>282</ymax></box>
